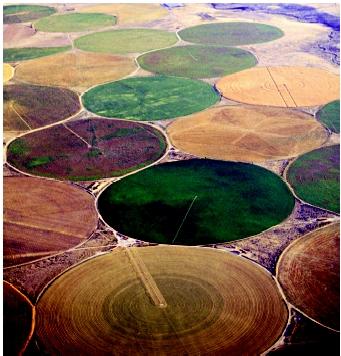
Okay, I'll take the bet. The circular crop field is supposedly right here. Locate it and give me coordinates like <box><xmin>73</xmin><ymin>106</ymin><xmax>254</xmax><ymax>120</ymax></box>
<box><xmin>4</xmin><ymin>84</ymin><xmax>80</xmax><ymax>132</ymax></box>
<box><xmin>138</xmin><ymin>45</ymin><xmax>257</xmax><ymax>79</ymax></box>
<box><xmin>36</xmin><ymin>246</ymin><xmax>288</xmax><ymax>355</ymax></box>
<box><xmin>83</xmin><ymin>76</ymin><xmax>219</xmax><ymax>120</ymax></box>
<box><xmin>74</xmin><ymin>29</ymin><xmax>178</xmax><ymax>54</ymax></box>
<box><xmin>167</xmin><ymin>106</ymin><xmax>328</xmax><ymax>163</ymax></box>
<box><xmin>278</xmin><ymin>223</ymin><xmax>339</xmax><ymax>330</ymax></box>
<box><xmin>4</xmin><ymin>281</ymin><xmax>33</xmax><ymax>355</ymax></box>
<box><xmin>4</xmin><ymin>63</ymin><xmax>14</xmax><ymax>83</ymax></box>
<box><xmin>3</xmin><ymin>4</ymin><xmax>56</xmax><ymax>24</ymax></box>
<box><xmin>178</xmin><ymin>22</ymin><xmax>284</xmax><ymax>46</ymax></box>
<box><xmin>98</xmin><ymin>159</ymin><xmax>294</xmax><ymax>245</ymax></box>
<box><xmin>216</xmin><ymin>67</ymin><xmax>340</xmax><ymax>107</ymax></box>
<box><xmin>4</xmin><ymin>46</ymin><xmax>71</xmax><ymax>62</ymax></box>
<box><xmin>35</xmin><ymin>13</ymin><xmax>117</xmax><ymax>33</ymax></box>
<box><xmin>286</xmin><ymin>145</ymin><xmax>339</xmax><ymax>213</ymax></box>
<box><xmin>7</xmin><ymin>118</ymin><xmax>167</xmax><ymax>181</ymax></box>
<box><xmin>15</xmin><ymin>51</ymin><xmax>136</xmax><ymax>92</ymax></box>
<box><xmin>317</xmin><ymin>100</ymin><xmax>340</xmax><ymax>133</ymax></box>
<box><xmin>4</xmin><ymin>177</ymin><xmax>98</xmax><ymax>267</ymax></box>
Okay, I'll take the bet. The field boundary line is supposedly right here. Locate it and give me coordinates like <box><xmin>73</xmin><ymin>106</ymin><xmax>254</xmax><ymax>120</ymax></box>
<box><xmin>265</xmin><ymin>67</ymin><xmax>289</xmax><ymax>107</ymax></box>
<box><xmin>11</xmin><ymin>103</ymin><xmax>32</xmax><ymax>130</ymax></box>
<box><xmin>63</xmin><ymin>123</ymin><xmax>91</xmax><ymax>147</ymax></box>
<box><xmin>282</xmin><ymin>83</ymin><xmax>298</xmax><ymax>107</ymax></box>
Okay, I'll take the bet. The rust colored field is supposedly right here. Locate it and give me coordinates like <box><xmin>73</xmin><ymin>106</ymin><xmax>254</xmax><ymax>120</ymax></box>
<box><xmin>167</xmin><ymin>106</ymin><xmax>328</xmax><ymax>163</ymax></box>
<box><xmin>4</xmin><ymin>177</ymin><xmax>98</xmax><ymax>267</ymax></box>
<box><xmin>278</xmin><ymin>223</ymin><xmax>340</xmax><ymax>330</ymax></box>
<box><xmin>216</xmin><ymin>67</ymin><xmax>340</xmax><ymax>107</ymax></box>
<box><xmin>4</xmin><ymin>63</ymin><xmax>14</xmax><ymax>83</ymax></box>
<box><xmin>4</xmin><ymin>281</ymin><xmax>34</xmax><ymax>355</ymax></box>
<box><xmin>36</xmin><ymin>246</ymin><xmax>287</xmax><ymax>355</ymax></box>
<box><xmin>14</xmin><ymin>51</ymin><xmax>136</xmax><ymax>92</ymax></box>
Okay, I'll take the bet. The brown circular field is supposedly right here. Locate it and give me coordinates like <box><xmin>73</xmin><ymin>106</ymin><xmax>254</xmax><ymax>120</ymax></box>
<box><xmin>36</xmin><ymin>246</ymin><xmax>288</xmax><ymax>355</ymax></box>
<box><xmin>7</xmin><ymin>118</ymin><xmax>167</xmax><ymax>181</ymax></box>
<box><xmin>4</xmin><ymin>177</ymin><xmax>98</xmax><ymax>267</ymax></box>
<box><xmin>14</xmin><ymin>51</ymin><xmax>136</xmax><ymax>92</ymax></box>
<box><xmin>167</xmin><ymin>106</ymin><xmax>328</xmax><ymax>163</ymax></box>
<box><xmin>277</xmin><ymin>223</ymin><xmax>340</xmax><ymax>330</ymax></box>
<box><xmin>216</xmin><ymin>67</ymin><xmax>340</xmax><ymax>107</ymax></box>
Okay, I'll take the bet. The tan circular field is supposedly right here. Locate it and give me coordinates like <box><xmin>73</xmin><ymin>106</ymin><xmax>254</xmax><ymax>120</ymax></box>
<box><xmin>167</xmin><ymin>106</ymin><xmax>328</xmax><ymax>163</ymax></box>
<box><xmin>36</xmin><ymin>246</ymin><xmax>288</xmax><ymax>355</ymax></box>
<box><xmin>216</xmin><ymin>67</ymin><xmax>340</xmax><ymax>107</ymax></box>
<box><xmin>4</xmin><ymin>63</ymin><xmax>14</xmax><ymax>83</ymax></box>
<box><xmin>4</xmin><ymin>177</ymin><xmax>98</xmax><ymax>267</ymax></box>
<box><xmin>278</xmin><ymin>223</ymin><xmax>340</xmax><ymax>330</ymax></box>
<box><xmin>14</xmin><ymin>51</ymin><xmax>136</xmax><ymax>92</ymax></box>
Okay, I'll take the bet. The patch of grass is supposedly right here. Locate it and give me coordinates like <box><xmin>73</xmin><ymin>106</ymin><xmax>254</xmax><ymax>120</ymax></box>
<box><xmin>178</xmin><ymin>22</ymin><xmax>284</xmax><ymax>46</ymax></box>
<box><xmin>4</xmin><ymin>5</ymin><xmax>56</xmax><ymax>24</ymax></box>
<box><xmin>74</xmin><ymin>29</ymin><xmax>178</xmax><ymax>54</ymax></box>
<box><xmin>35</xmin><ymin>13</ymin><xmax>117</xmax><ymax>33</ymax></box>
<box><xmin>26</xmin><ymin>156</ymin><xmax>54</xmax><ymax>169</ymax></box>
<box><xmin>87</xmin><ymin>148</ymin><xmax>102</xmax><ymax>158</ymax></box>
<box><xmin>4</xmin><ymin>46</ymin><xmax>71</xmax><ymax>62</ymax></box>
<box><xmin>82</xmin><ymin>76</ymin><xmax>219</xmax><ymax>120</ymax></box>
<box><xmin>98</xmin><ymin>159</ymin><xmax>295</xmax><ymax>245</ymax></box>
<box><xmin>138</xmin><ymin>45</ymin><xmax>257</xmax><ymax>78</ymax></box>
<box><xmin>317</xmin><ymin>100</ymin><xmax>340</xmax><ymax>133</ymax></box>
<box><xmin>8</xmin><ymin>139</ymin><xmax>29</xmax><ymax>155</ymax></box>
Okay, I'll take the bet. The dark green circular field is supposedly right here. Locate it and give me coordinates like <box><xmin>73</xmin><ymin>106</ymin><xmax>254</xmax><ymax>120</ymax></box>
<box><xmin>287</xmin><ymin>145</ymin><xmax>340</xmax><ymax>213</ymax></box>
<box><xmin>82</xmin><ymin>76</ymin><xmax>219</xmax><ymax>120</ymax></box>
<box><xmin>98</xmin><ymin>159</ymin><xmax>295</xmax><ymax>245</ymax></box>
<box><xmin>35</xmin><ymin>13</ymin><xmax>117</xmax><ymax>33</ymax></box>
<box><xmin>316</xmin><ymin>100</ymin><xmax>340</xmax><ymax>133</ymax></box>
<box><xmin>3</xmin><ymin>4</ymin><xmax>56</xmax><ymax>24</ymax></box>
<box><xmin>138</xmin><ymin>45</ymin><xmax>257</xmax><ymax>78</ymax></box>
<box><xmin>178</xmin><ymin>22</ymin><xmax>284</xmax><ymax>46</ymax></box>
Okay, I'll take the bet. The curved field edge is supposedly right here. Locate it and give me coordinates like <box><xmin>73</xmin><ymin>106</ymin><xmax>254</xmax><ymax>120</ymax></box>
<box><xmin>316</xmin><ymin>100</ymin><xmax>340</xmax><ymax>133</ymax></box>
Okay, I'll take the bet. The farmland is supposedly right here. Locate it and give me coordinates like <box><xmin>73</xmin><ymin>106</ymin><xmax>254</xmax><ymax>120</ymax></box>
<box><xmin>4</xmin><ymin>177</ymin><xmax>97</xmax><ymax>266</ymax></box>
<box><xmin>82</xmin><ymin>76</ymin><xmax>219</xmax><ymax>120</ymax></box>
<box><xmin>167</xmin><ymin>106</ymin><xmax>328</xmax><ymax>162</ymax></box>
<box><xmin>138</xmin><ymin>45</ymin><xmax>257</xmax><ymax>79</ymax></box>
<box><xmin>7</xmin><ymin>119</ymin><xmax>167</xmax><ymax>180</ymax></box>
<box><xmin>278</xmin><ymin>223</ymin><xmax>339</xmax><ymax>330</ymax></box>
<box><xmin>4</xmin><ymin>46</ymin><xmax>71</xmax><ymax>62</ymax></box>
<box><xmin>3</xmin><ymin>63</ymin><xmax>14</xmax><ymax>83</ymax></box>
<box><xmin>98</xmin><ymin>159</ymin><xmax>294</xmax><ymax>245</ymax></box>
<box><xmin>3</xmin><ymin>4</ymin><xmax>56</xmax><ymax>24</ymax></box>
<box><xmin>36</xmin><ymin>246</ymin><xmax>288</xmax><ymax>355</ymax></box>
<box><xmin>74</xmin><ymin>29</ymin><xmax>178</xmax><ymax>54</ymax></box>
<box><xmin>317</xmin><ymin>100</ymin><xmax>340</xmax><ymax>133</ymax></box>
<box><xmin>286</xmin><ymin>145</ymin><xmax>340</xmax><ymax>213</ymax></box>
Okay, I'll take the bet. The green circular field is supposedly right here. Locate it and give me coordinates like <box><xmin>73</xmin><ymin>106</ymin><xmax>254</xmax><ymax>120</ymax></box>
<box><xmin>75</xmin><ymin>29</ymin><xmax>178</xmax><ymax>54</ymax></box>
<box><xmin>179</xmin><ymin>22</ymin><xmax>284</xmax><ymax>46</ymax></box>
<box><xmin>138</xmin><ymin>45</ymin><xmax>257</xmax><ymax>78</ymax></box>
<box><xmin>82</xmin><ymin>76</ymin><xmax>219</xmax><ymax>120</ymax></box>
<box><xmin>35</xmin><ymin>13</ymin><xmax>117</xmax><ymax>33</ymax></box>
<box><xmin>4</xmin><ymin>5</ymin><xmax>56</xmax><ymax>24</ymax></box>
<box><xmin>317</xmin><ymin>100</ymin><xmax>340</xmax><ymax>133</ymax></box>
<box><xmin>98</xmin><ymin>159</ymin><xmax>295</xmax><ymax>245</ymax></box>
<box><xmin>287</xmin><ymin>145</ymin><xmax>339</xmax><ymax>213</ymax></box>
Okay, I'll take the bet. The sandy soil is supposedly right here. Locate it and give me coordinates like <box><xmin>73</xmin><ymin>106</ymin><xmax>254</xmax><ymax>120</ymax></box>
<box><xmin>4</xmin><ymin>63</ymin><xmax>14</xmax><ymax>83</ymax></box>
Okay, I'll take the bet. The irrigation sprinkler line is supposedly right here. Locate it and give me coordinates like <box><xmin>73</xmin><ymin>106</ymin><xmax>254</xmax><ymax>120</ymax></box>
<box><xmin>172</xmin><ymin>195</ymin><xmax>197</xmax><ymax>244</ymax></box>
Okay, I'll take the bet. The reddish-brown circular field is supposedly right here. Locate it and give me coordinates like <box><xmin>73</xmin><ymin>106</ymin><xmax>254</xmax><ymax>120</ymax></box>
<box><xmin>216</xmin><ymin>67</ymin><xmax>340</xmax><ymax>107</ymax></box>
<box><xmin>277</xmin><ymin>223</ymin><xmax>340</xmax><ymax>330</ymax></box>
<box><xmin>7</xmin><ymin>118</ymin><xmax>167</xmax><ymax>181</ymax></box>
<box><xmin>4</xmin><ymin>176</ymin><xmax>98</xmax><ymax>267</ymax></box>
<box><xmin>36</xmin><ymin>246</ymin><xmax>288</xmax><ymax>355</ymax></box>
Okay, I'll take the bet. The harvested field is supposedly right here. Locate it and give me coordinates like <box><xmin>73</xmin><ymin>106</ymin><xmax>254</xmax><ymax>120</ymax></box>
<box><xmin>98</xmin><ymin>159</ymin><xmax>294</xmax><ymax>245</ymax></box>
<box><xmin>4</xmin><ymin>63</ymin><xmax>14</xmax><ymax>83</ymax></box>
<box><xmin>4</xmin><ymin>46</ymin><xmax>71</xmax><ymax>62</ymax></box>
<box><xmin>287</xmin><ymin>145</ymin><xmax>340</xmax><ymax>213</ymax></box>
<box><xmin>138</xmin><ymin>45</ymin><xmax>257</xmax><ymax>79</ymax></box>
<box><xmin>216</xmin><ymin>67</ymin><xmax>340</xmax><ymax>107</ymax></box>
<box><xmin>4</xmin><ymin>23</ymin><xmax>71</xmax><ymax>48</ymax></box>
<box><xmin>35</xmin><ymin>13</ymin><xmax>117</xmax><ymax>33</ymax></box>
<box><xmin>7</xmin><ymin>119</ymin><xmax>167</xmax><ymax>181</ymax></box>
<box><xmin>14</xmin><ymin>51</ymin><xmax>136</xmax><ymax>92</ymax></box>
<box><xmin>82</xmin><ymin>76</ymin><xmax>219</xmax><ymax>120</ymax></box>
<box><xmin>4</xmin><ymin>177</ymin><xmax>98</xmax><ymax>267</ymax></box>
<box><xmin>167</xmin><ymin>106</ymin><xmax>328</xmax><ymax>163</ymax></box>
<box><xmin>178</xmin><ymin>22</ymin><xmax>284</xmax><ymax>46</ymax></box>
<box><xmin>317</xmin><ymin>100</ymin><xmax>340</xmax><ymax>133</ymax></box>
<box><xmin>4</xmin><ymin>84</ymin><xmax>80</xmax><ymax>132</ymax></box>
<box><xmin>277</xmin><ymin>223</ymin><xmax>340</xmax><ymax>330</ymax></box>
<box><xmin>74</xmin><ymin>29</ymin><xmax>178</xmax><ymax>54</ymax></box>
<box><xmin>3</xmin><ymin>281</ymin><xmax>34</xmax><ymax>355</ymax></box>
<box><xmin>36</xmin><ymin>246</ymin><xmax>288</xmax><ymax>355</ymax></box>
<box><xmin>79</xmin><ymin>4</ymin><xmax>168</xmax><ymax>25</ymax></box>
<box><xmin>3</xmin><ymin>4</ymin><xmax>56</xmax><ymax>24</ymax></box>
